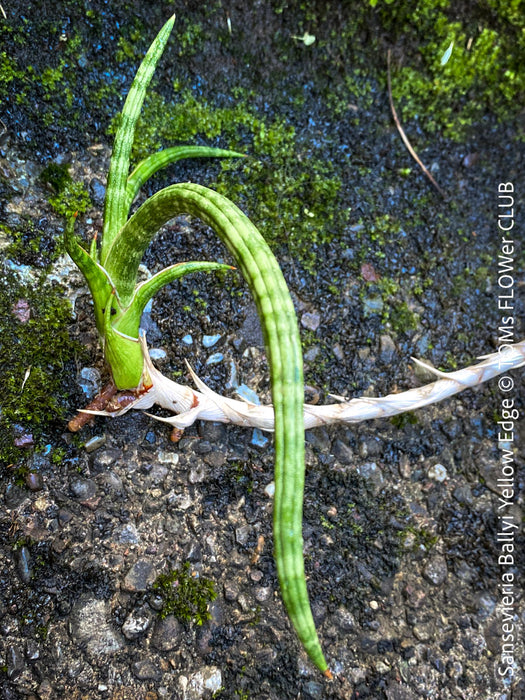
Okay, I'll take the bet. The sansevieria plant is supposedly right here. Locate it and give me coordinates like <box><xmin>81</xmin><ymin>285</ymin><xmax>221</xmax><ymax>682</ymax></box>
<box><xmin>66</xmin><ymin>15</ymin><xmax>332</xmax><ymax>678</ymax></box>
<box><xmin>66</xmin><ymin>14</ymin><xmax>525</xmax><ymax>680</ymax></box>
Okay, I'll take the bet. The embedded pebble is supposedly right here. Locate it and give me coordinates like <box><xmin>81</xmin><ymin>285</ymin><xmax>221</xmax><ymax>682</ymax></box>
<box><xmin>184</xmin><ymin>666</ymin><xmax>222</xmax><ymax>699</ymax></box>
<box><xmin>13</xmin><ymin>431</ymin><xmax>34</xmax><ymax>448</ymax></box>
<box><xmin>157</xmin><ymin>451</ymin><xmax>179</xmax><ymax>465</ymax></box>
<box><xmin>118</xmin><ymin>523</ymin><xmax>139</xmax><ymax>544</ymax></box>
<box><xmin>25</xmin><ymin>639</ymin><xmax>40</xmax><ymax>661</ymax></box>
<box><xmin>151</xmin><ymin>615</ymin><xmax>183</xmax><ymax>651</ymax></box>
<box><xmin>304</xmin><ymin>345</ymin><xmax>320</xmax><ymax>362</ymax></box>
<box><xmin>225</xmin><ymin>359</ymin><xmax>238</xmax><ymax>389</ymax></box>
<box><xmin>453</xmin><ymin>484</ymin><xmax>473</xmax><ymax>505</ymax></box>
<box><xmin>16</xmin><ymin>546</ymin><xmax>32</xmax><ymax>583</ymax></box>
<box><xmin>356</xmin><ymin>461</ymin><xmax>384</xmax><ymax>491</ymax></box>
<box><xmin>251</xmin><ymin>428</ymin><xmax>269</xmax><ymax>448</ymax></box>
<box><xmin>236</xmin><ymin>383</ymin><xmax>260</xmax><ymax>404</ymax></box>
<box><xmin>301</xmin><ymin>311</ymin><xmax>320</xmax><ymax>331</ymax></box>
<box><xmin>182</xmin><ymin>334</ymin><xmax>193</xmax><ymax>345</ymax></box>
<box><xmin>189</xmin><ymin>465</ymin><xmax>207</xmax><ymax>483</ymax></box>
<box><xmin>475</xmin><ymin>592</ymin><xmax>496</xmax><ymax>621</ymax></box>
<box><xmin>403</xmin><ymin>532</ymin><xmax>417</xmax><ymax>549</ymax></box>
<box><xmin>78</xmin><ymin>367</ymin><xmax>101</xmax><ymax>399</ymax></box>
<box><xmin>399</xmin><ymin>454</ymin><xmax>411</xmax><ymax>479</ymax></box>
<box><xmin>84</xmin><ymin>435</ymin><xmax>106</xmax><ymax>453</ymax></box>
<box><xmin>149</xmin><ymin>347</ymin><xmax>167</xmax><ymax>360</ymax></box>
<box><xmin>336</xmin><ymin>607</ymin><xmax>356</xmax><ymax>632</ymax></box>
<box><xmin>70</xmin><ymin>476</ymin><xmax>97</xmax><ymax>500</ymax></box>
<box><xmin>148</xmin><ymin>463</ymin><xmax>169</xmax><ymax>484</ymax></box>
<box><xmin>362</xmin><ymin>295</ymin><xmax>383</xmax><ymax>315</ymax></box>
<box><xmin>255</xmin><ymin>587</ymin><xmax>272</xmax><ymax>603</ymax></box>
<box><xmin>69</xmin><ymin>596</ymin><xmax>124</xmax><ymax>655</ymax></box>
<box><xmin>92</xmin><ymin>447</ymin><xmax>120</xmax><ymax>469</ymax></box>
<box><xmin>132</xmin><ymin>659</ymin><xmax>163</xmax><ymax>681</ymax></box>
<box><xmin>203</xmin><ymin>334</ymin><xmax>221</xmax><ymax>348</ymax></box>
<box><xmin>25</xmin><ymin>471</ymin><xmax>44</xmax><ymax>491</ymax></box>
<box><xmin>379</xmin><ymin>334</ymin><xmax>396</xmax><ymax>363</ymax></box>
<box><xmin>413</xmin><ymin>622</ymin><xmax>435</xmax><ymax>642</ymax></box>
<box><xmin>235</xmin><ymin>524</ymin><xmax>251</xmax><ymax>546</ymax></box>
<box><xmin>122</xmin><ymin>559</ymin><xmax>157</xmax><ymax>592</ymax></box>
<box><xmin>206</xmin><ymin>352</ymin><xmax>224</xmax><ymax>365</ymax></box>
<box><xmin>37</xmin><ymin>679</ymin><xmax>54</xmax><ymax>700</ymax></box>
<box><xmin>89</xmin><ymin>177</ymin><xmax>106</xmax><ymax>204</ymax></box>
<box><xmin>422</xmin><ymin>555</ymin><xmax>448</xmax><ymax>586</ymax></box>
<box><xmin>122</xmin><ymin>607</ymin><xmax>152</xmax><ymax>639</ymax></box>
<box><xmin>12</xmin><ymin>298</ymin><xmax>30</xmax><ymax>322</ymax></box>
<box><xmin>264</xmin><ymin>481</ymin><xmax>275</xmax><ymax>497</ymax></box>
<box><xmin>446</xmin><ymin>660</ymin><xmax>463</xmax><ymax>680</ymax></box>
<box><xmin>332</xmin><ymin>342</ymin><xmax>344</xmax><ymax>361</ymax></box>
<box><xmin>360</xmin><ymin>261</ymin><xmax>380</xmax><ymax>282</ymax></box>
<box><xmin>304</xmin><ymin>681</ymin><xmax>324</xmax><ymax>699</ymax></box>
<box><xmin>332</xmin><ymin>439</ymin><xmax>354</xmax><ymax>464</ymax></box>
<box><xmin>427</xmin><ymin>463</ymin><xmax>447</xmax><ymax>482</ymax></box>
<box><xmin>6</xmin><ymin>644</ymin><xmax>25</xmax><ymax>680</ymax></box>
<box><xmin>223</xmin><ymin>581</ymin><xmax>239</xmax><ymax>601</ymax></box>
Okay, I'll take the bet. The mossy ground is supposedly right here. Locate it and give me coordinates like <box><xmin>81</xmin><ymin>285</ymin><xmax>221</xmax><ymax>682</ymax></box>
<box><xmin>39</xmin><ymin>162</ymin><xmax>91</xmax><ymax>218</ymax></box>
<box><xmin>0</xmin><ymin>270</ymin><xmax>82</xmax><ymax>469</ymax></box>
<box><xmin>153</xmin><ymin>561</ymin><xmax>217</xmax><ymax>626</ymax></box>
<box><xmin>2</xmin><ymin>1</ymin><xmax>524</xmax><ymax>276</ymax></box>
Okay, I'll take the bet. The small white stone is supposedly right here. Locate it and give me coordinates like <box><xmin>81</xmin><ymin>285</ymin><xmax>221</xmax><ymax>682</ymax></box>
<box><xmin>264</xmin><ymin>481</ymin><xmax>275</xmax><ymax>498</ymax></box>
<box><xmin>157</xmin><ymin>451</ymin><xmax>179</xmax><ymax>465</ymax></box>
<box><xmin>428</xmin><ymin>463</ymin><xmax>447</xmax><ymax>482</ymax></box>
<box><xmin>149</xmin><ymin>347</ymin><xmax>167</xmax><ymax>360</ymax></box>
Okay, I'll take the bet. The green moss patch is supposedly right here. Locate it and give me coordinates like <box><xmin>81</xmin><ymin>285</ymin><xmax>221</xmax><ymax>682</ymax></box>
<box><xmin>0</xmin><ymin>271</ymin><xmax>80</xmax><ymax>468</ymax></box>
<box><xmin>153</xmin><ymin>562</ymin><xmax>217</xmax><ymax>626</ymax></box>
<box><xmin>124</xmin><ymin>88</ymin><xmax>349</xmax><ymax>272</ymax></box>
<box><xmin>372</xmin><ymin>0</ymin><xmax>525</xmax><ymax>138</ymax></box>
<box><xmin>39</xmin><ymin>162</ymin><xmax>91</xmax><ymax>219</ymax></box>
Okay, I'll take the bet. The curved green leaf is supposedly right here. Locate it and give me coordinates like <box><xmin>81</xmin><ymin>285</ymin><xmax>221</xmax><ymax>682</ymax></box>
<box><xmin>64</xmin><ymin>217</ymin><xmax>115</xmax><ymax>336</ymax></box>
<box><xmin>113</xmin><ymin>261</ymin><xmax>233</xmax><ymax>338</ymax></box>
<box><xmin>126</xmin><ymin>146</ymin><xmax>246</xmax><ymax>212</ymax></box>
<box><xmin>102</xmin><ymin>288</ymin><xmax>144</xmax><ymax>389</ymax></box>
<box><xmin>103</xmin><ymin>183</ymin><xmax>329</xmax><ymax>673</ymax></box>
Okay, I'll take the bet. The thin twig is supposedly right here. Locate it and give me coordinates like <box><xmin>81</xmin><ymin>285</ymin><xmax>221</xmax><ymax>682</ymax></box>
<box><xmin>387</xmin><ymin>49</ymin><xmax>446</xmax><ymax>197</ymax></box>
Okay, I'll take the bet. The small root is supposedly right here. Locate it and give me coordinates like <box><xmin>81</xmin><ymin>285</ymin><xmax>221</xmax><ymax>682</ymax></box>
<box><xmin>169</xmin><ymin>427</ymin><xmax>185</xmax><ymax>442</ymax></box>
<box><xmin>68</xmin><ymin>381</ymin><xmax>118</xmax><ymax>432</ymax></box>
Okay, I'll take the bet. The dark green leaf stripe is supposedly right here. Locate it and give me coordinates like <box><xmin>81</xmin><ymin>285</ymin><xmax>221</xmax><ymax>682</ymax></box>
<box><xmin>104</xmin><ymin>183</ymin><xmax>329</xmax><ymax>674</ymax></box>
<box><xmin>101</xmin><ymin>15</ymin><xmax>175</xmax><ymax>264</ymax></box>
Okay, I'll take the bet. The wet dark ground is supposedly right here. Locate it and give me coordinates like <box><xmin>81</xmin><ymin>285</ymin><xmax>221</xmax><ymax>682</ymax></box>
<box><xmin>1</xmin><ymin>2</ymin><xmax>524</xmax><ymax>699</ymax></box>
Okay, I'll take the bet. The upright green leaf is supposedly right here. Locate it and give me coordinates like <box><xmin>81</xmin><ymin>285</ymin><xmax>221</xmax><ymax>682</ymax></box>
<box><xmin>101</xmin><ymin>15</ymin><xmax>175</xmax><ymax>264</ymax></box>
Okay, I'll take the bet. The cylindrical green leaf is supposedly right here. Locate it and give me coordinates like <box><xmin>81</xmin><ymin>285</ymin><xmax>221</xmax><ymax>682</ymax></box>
<box><xmin>101</xmin><ymin>15</ymin><xmax>175</xmax><ymax>263</ymax></box>
<box><xmin>126</xmin><ymin>146</ymin><xmax>245</xmax><ymax>211</ymax></box>
<box><xmin>104</xmin><ymin>183</ymin><xmax>329</xmax><ymax>673</ymax></box>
